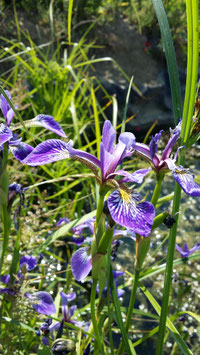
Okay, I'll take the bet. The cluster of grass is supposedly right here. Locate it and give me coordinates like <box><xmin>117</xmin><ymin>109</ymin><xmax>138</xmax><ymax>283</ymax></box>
<box><xmin>0</xmin><ymin>1</ymin><xmax>200</xmax><ymax>354</ymax></box>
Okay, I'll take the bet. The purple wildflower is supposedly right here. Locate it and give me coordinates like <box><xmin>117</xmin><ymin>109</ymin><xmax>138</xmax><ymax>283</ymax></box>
<box><xmin>22</xmin><ymin>120</ymin><xmax>154</xmax><ymax>236</ymax></box>
<box><xmin>133</xmin><ymin>120</ymin><xmax>200</xmax><ymax>196</ymax></box>
<box><xmin>175</xmin><ymin>243</ymin><xmax>200</xmax><ymax>258</ymax></box>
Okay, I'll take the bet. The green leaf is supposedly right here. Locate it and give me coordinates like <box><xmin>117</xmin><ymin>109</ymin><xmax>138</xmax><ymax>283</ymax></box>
<box><xmin>140</xmin><ymin>285</ymin><xmax>192</xmax><ymax>355</ymax></box>
<box><xmin>109</xmin><ymin>265</ymin><xmax>136</xmax><ymax>355</ymax></box>
<box><xmin>151</xmin><ymin>0</ymin><xmax>182</xmax><ymax>124</ymax></box>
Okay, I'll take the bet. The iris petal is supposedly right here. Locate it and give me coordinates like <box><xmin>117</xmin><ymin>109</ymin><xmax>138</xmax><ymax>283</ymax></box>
<box><xmin>19</xmin><ymin>255</ymin><xmax>37</xmax><ymax>271</ymax></box>
<box><xmin>172</xmin><ymin>166</ymin><xmax>200</xmax><ymax>196</ymax></box>
<box><xmin>71</xmin><ymin>247</ymin><xmax>92</xmax><ymax>281</ymax></box>
<box><xmin>107</xmin><ymin>189</ymin><xmax>155</xmax><ymax>237</ymax></box>
<box><xmin>108</xmin><ymin>168</ymin><xmax>151</xmax><ymax>183</ymax></box>
<box><xmin>25</xmin><ymin>291</ymin><xmax>56</xmax><ymax>315</ymax></box>
<box><xmin>31</xmin><ymin>114</ymin><xmax>67</xmax><ymax>137</ymax></box>
<box><xmin>60</xmin><ymin>291</ymin><xmax>76</xmax><ymax>305</ymax></box>
<box><xmin>22</xmin><ymin>139</ymin><xmax>71</xmax><ymax>166</ymax></box>
<box><xmin>149</xmin><ymin>130</ymin><xmax>163</xmax><ymax>161</ymax></box>
<box><xmin>10</xmin><ymin>142</ymin><xmax>34</xmax><ymax>161</ymax></box>
<box><xmin>102</xmin><ymin>120</ymin><xmax>116</xmax><ymax>153</ymax></box>
<box><xmin>134</xmin><ymin>142</ymin><xmax>160</xmax><ymax>167</ymax></box>
<box><xmin>0</xmin><ymin>124</ymin><xmax>13</xmax><ymax>145</ymax></box>
<box><xmin>162</xmin><ymin>120</ymin><xmax>181</xmax><ymax>160</ymax></box>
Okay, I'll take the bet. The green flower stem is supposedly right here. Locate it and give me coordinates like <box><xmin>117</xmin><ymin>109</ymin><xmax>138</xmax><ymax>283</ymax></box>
<box><xmin>0</xmin><ymin>146</ymin><xmax>10</xmax><ymax>268</ymax></box>
<box><xmin>98</xmin><ymin>227</ymin><xmax>114</xmax><ymax>254</ymax></box>
<box><xmin>91</xmin><ymin>277</ymin><xmax>104</xmax><ymax>354</ymax></box>
<box><xmin>117</xmin><ymin>269</ymin><xmax>140</xmax><ymax>355</ymax></box>
<box><xmin>151</xmin><ymin>173</ymin><xmax>164</xmax><ymax>207</ymax></box>
<box><xmin>156</xmin><ymin>154</ymin><xmax>184</xmax><ymax>355</ymax></box>
<box><xmin>96</xmin><ymin>188</ymin><xmax>107</xmax><ymax>226</ymax></box>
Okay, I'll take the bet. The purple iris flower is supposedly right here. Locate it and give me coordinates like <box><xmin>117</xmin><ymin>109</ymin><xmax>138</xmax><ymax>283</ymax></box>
<box><xmin>0</xmin><ymin>90</ymin><xmax>66</xmax><ymax>160</ymax></box>
<box><xmin>38</xmin><ymin>291</ymin><xmax>84</xmax><ymax>346</ymax></box>
<box><xmin>133</xmin><ymin>120</ymin><xmax>200</xmax><ymax>196</ymax></box>
<box><xmin>175</xmin><ymin>243</ymin><xmax>200</xmax><ymax>258</ymax></box>
<box><xmin>22</xmin><ymin>120</ymin><xmax>154</xmax><ymax>236</ymax></box>
<box><xmin>0</xmin><ymin>254</ymin><xmax>37</xmax><ymax>295</ymax></box>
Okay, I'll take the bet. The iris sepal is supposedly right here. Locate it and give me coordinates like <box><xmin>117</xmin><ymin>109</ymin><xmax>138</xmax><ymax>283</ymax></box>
<box><xmin>107</xmin><ymin>187</ymin><xmax>155</xmax><ymax>237</ymax></box>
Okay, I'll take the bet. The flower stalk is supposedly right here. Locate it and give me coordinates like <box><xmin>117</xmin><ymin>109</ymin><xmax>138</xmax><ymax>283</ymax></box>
<box><xmin>151</xmin><ymin>172</ymin><xmax>164</xmax><ymax>207</ymax></box>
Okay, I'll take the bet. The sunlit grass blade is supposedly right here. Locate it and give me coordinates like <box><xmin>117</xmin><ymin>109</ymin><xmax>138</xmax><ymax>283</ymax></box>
<box><xmin>109</xmin><ymin>264</ymin><xmax>136</xmax><ymax>355</ymax></box>
<box><xmin>140</xmin><ymin>285</ymin><xmax>192</xmax><ymax>355</ymax></box>
<box><xmin>91</xmin><ymin>86</ymin><xmax>101</xmax><ymax>159</ymax></box>
<box><xmin>68</xmin><ymin>0</ymin><xmax>74</xmax><ymax>44</ymax></box>
<box><xmin>151</xmin><ymin>0</ymin><xmax>182</xmax><ymax>124</ymax></box>
<box><xmin>181</xmin><ymin>0</ymin><xmax>199</xmax><ymax>143</ymax></box>
<box><xmin>121</xmin><ymin>76</ymin><xmax>134</xmax><ymax>134</ymax></box>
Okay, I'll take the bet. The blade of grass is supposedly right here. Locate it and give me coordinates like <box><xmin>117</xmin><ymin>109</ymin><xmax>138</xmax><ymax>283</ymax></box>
<box><xmin>68</xmin><ymin>0</ymin><xmax>74</xmax><ymax>44</ymax></box>
<box><xmin>109</xmin><ymin>264</ymin><xmax>136</xmax><ymax>355</ymax></box>
<box><xmin>181</xmin><ymin>0</ymin><xmax>199</xmax><ymax>143</ymax></box>
<box><xmin>91</xmin><ymin>86</ymin><xmax>101</xmax><ymax>159</ymax></box>
<box><xmin>151</xmin><ymin>0</ymin><xmax>182</xmax><ymax>124</ymax></box>
<box><xmin>121</xmin><ymin>76</ymin><xmax>134</xmax><ymax>134</ymax></box>
<box><xmin>140</xmin><ymin>285</ymin><xmax>192</xmax><ymax>355</ymax></box>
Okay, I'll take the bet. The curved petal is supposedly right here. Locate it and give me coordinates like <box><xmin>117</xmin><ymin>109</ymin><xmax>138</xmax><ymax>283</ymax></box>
<box><xmin>100</xmin><ymin>142</ymin><xmax>115</xmax><ymax>180</ymax></box>
<box><xmin>19</xmin><ymin>255</ymin><xmax>37</xmax><ymax>271</ymax></box>
<box><xmin>10</xmin><ymin>142</ymin><xmax>34</xmax><ymax>161</ymax></box>
<box><xmin>1</xmin><ymin>91</ymin><xmax>10</xmax><ymax>119</ymax></box>
<box><xmin>67</xmin><ymin>143</ymin><xmax>101</xmax><ymax>169</ymax></box>
<box><xmin>162</xmin><ymin>120</ymin><xmax>181</xmax><ymax>160</ymax></box>
<box><xmin>108</xmin><ymin>168</ymin><xmax>151</xmax><ymax>183</ymax></box>
<box><xmin>6</xmin><ymin>107</ymin><xmax>16</xmax><ymax>126</ymax></box>
<box><xmin>1</xmin><ymin>274</ymin><xmax>11</xmax><ymax>285</ymax></box>
<box><xmin>172</xmin><ymin>166</ymin><xmax>200</xmax><ymax>196</ymax></box>
<box><xmin>0</xmin><ymin>90</ymin><xmax>12</xmax><ymax>122</ymax></box>
<box><xmin>189</xmin><ymin>243</ymin><xmax>200</xmax><ymax>254</ymax></box>
<box><xmin>31</xmin><ymin>115</ymin><xmax>67</xmax><ymax>137</ymax></box>
<box><xmin>22</xmin><ymin>139</ymin><xmax>71</xmax><ymax>166</ymax></box>
<box><xmin>107</xmin><ymin>188</ymin><xmax>155</xmax><ymax>237</ymax></box>
<box><xmin>56</xmin><ymin>217</ymin><xmax>70</xmax><ymax>226</ymax></box>
<box><xmin>0</xmin><ymin>124</ymin><xmax>13</xmax><ymax>145</ymax></box>
<box><xmin>118</xmin><ymin>132</ymin><xmax>135</xmax><ymax>149</ymax></box>
<box><xmin>175</xmin><ymin>243</ymin><xmax>190</xmax><ymax>258</ymax></box>
<box><xmin>134</xmin><ymin>142</ymin><xmax>160</xmax><ymax>167</ymax></box>
<box><xmin>69</xmin><ymin>305</ymin><xmax>77</xmax><ymax>318</ymax></box>
<box><xmin>25</xmin><ymin>291</ymin><xmax>56</xmax><ymax>315</ymax></box>
<box><xmin>60</xmin><ymin>291</ymin><xmax>76</xmax><ymax>306</ymax></box>
<box><xmin>149</xmin><ymin>130</ymin><xmax>163</xmax><ymax>161</ymax></box>
<box><xmin>105</xmin><ymin>141</ymin><xmax>127</xmax><ymax>177</ymax></box>
<box><xmin>71</xmin><ymin>247</ymin><xmax>92</xmax><ymax>281</ymax></box>
<box><xmin>102</xmin><ymin>120</ymin><xmax>116</xmax><ymax>153</ymax></box>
